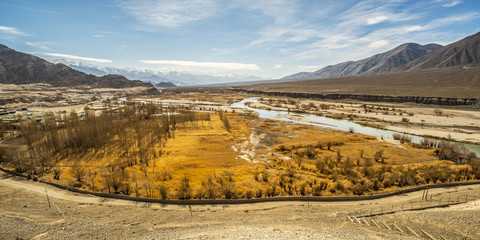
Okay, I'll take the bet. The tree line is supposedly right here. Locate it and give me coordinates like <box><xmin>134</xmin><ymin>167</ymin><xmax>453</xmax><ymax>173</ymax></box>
<box><xmin>1</xmin><ymin>102</ymin><xmax>211</xmax><ymax>178</ymax></box>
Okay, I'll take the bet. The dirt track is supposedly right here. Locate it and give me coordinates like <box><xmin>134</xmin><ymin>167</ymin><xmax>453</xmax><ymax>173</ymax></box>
<box><xmin>1</xmin><ymin>171</ymin><xmax>480</xmax><ymax>239</ymax></box>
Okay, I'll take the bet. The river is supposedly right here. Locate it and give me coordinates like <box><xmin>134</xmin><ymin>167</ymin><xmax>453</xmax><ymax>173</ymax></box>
<box><xmin>230</xmin><ymin>97</ymin><xmax>480</xmax><ymax>157</ymax></box>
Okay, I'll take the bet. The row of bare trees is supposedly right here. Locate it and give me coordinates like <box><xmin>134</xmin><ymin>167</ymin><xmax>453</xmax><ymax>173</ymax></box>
<box><xmin>2</xmin><ymin>102</ymin><xmax>211</xmax><ymax>178</ymax></box>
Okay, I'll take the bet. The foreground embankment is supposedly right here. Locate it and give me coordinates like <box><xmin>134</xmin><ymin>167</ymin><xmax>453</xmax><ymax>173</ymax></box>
<box><xmin>2</xmin><ymin>166</ymin><xmax>479</xmax><ymax>205</ymax></box>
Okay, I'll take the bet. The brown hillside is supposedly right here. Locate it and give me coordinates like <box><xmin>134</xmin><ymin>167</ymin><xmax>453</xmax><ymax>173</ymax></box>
<box><xmin>242</xmin><ymin>67</ymin><xmax>480</xmax><ymax>99</ymax></box>
<box><xmin>0</xmin><ymin>44</ymin><xmax>155</xmax><ymax>89</ymax></box>
<box><xmin>401</xmin><ymin>31</ymin><xmax>480</xmax><ymax>71</ymax></box>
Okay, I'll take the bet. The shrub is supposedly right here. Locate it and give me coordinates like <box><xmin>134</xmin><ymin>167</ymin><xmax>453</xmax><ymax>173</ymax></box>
<box><xmin>392</xmin><ymin>133</ymin><xmax>401</xmax><ymax>140</ymax></box>
<box><xmin>262</xmin><ymin>171</ymin><xmax>269</xmax><ymax>182</ymax></box>
<box><xmin>245</xmin><ymin>190</ymin><xmax>253</xmax><ymax>199</ymax></box>
<box><xmin>351</xmin><ymin>179</ymin><xmax>372</xmax><ymax>195</ymax></box>
<box><xmin>158</xmin><ymin>184</ymin><xmax>168</xmax><ymax>200</ymax></box>
<box><xmin>256</xmin><ymin>188</ymin><xmax>263</xmax><ymax>198</ymax></box>
<box><xmin>299</xmin><ymin>185</ymin><xmax>306</xmax><ymax>196</ymax></box>
<box><xmin>202</xmin><ymin>175</ymin><xmax>217</xmax><ymax>199</ymax></box>
<box><xmin>329</xmin><ymin>181</ymin><xmax>345</xmax><ymax>194</ymax></box>
<box><xmin>70</xmin><ymin>163</ymin><xmax>85</xmax><ymax>183</ymax></box>
<box><xmin>374</xmin><ymin>150</ymin><xmax>384</xmax><ymax>163</ymax></box>
<box><xmin>436</xmin><ymin>142</ymin><xmax>474</xmax><ymax>164</ymax></box>
<box><xmin>177</xmin><ymin>175</ymin><xmax>192</xmax><ymax>200</ymax></box>
<box><xmin>316</xmin><ymin>159</ymin><xmax>326</xmax><ymax>172</ymax></box>
<box><xmin>392</xmin><ymin>133</ymin><xmax>412</xmax><ymax>143</ymax></box>
<box><xmin>420</xmin><ymin>138</ymin><xmax>438</xmax><ymax>148</ymax></box>
<box><xmin>276</xmin><ymin>144</ymin><xmax>289</xmax><ymax>152</ymax></box>
<box><xmin>312</xmin><ymin>181</ymin><xmax>328</xmax><ymax>196</ymax></box>
<box><xmin>220</xmin><ymin>181</ymin><xmax>236</xmax><ymax>199</ymax></box>
<box><xmin>53</xmin><ymin>168</ymin><xmax>62</xmax><ymax>180</ymax></box>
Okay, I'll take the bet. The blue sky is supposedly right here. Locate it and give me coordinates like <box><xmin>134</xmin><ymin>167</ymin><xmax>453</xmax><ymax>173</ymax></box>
<box><xmin>0</xmin><ymin>0</ymin><xmax>479</xmax><ymax>79</ymax></box>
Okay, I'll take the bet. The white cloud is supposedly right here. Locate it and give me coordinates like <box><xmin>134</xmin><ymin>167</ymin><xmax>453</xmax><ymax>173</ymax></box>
<box><xmin>92</xmin><ymin>31</ymin><xmax>117</xmax><ymax>38</ymax></box>
<box><xmin>119</xmin><ymin>0</ymin><xmax>218</xmax><ymax>27</ymax></box>
<box><xmin>234</xmin><ymin>0</ymin><xmax>297</xmax><ymax>25</ymax></box>
<box><xmin>139</xmin><ymin>60</ymin><xmax>261</xmax><ymax>71</ymax></box>
<box><xmin>368</xmin><ymin>40</ymin><xmax>389</xmax><ymax>48</ymax></box>
<box><xmin>437</xmin><ymin>0</ymin><xmax>463</xmax><ymax>7</ymax></box>
<box><xmin>115</xmin><ymin>0</ymin><xmax>476</xmax><ymax>76</ymax></box>
<box><xmin>367</xmin><ymin>16</ymin><xmax>388</xmax><ymax>25</ymax></box>
<box><xmin>0</xmin><ymin>26</ymin><xmax>27</xmax><ymax>35</ymax></box>
<box><xmin>424</xmin><ymin>12</ymin><xmax>480</xmax><ymax>29</ymax></box>
<box><xmin>337</xmin><ymin>1</ymin><xmax>416</xmax><ymax>29</ymax></box>
<box><xmin>403</xmin><ymin>25</ymin><xmax>424</xmax><ymax>32</ymax></box>
<box><xmin>26</xmin><ymin>42</ymin><xmax>49</xmax><ymax>50</ymax></box>
<box><xmin>42</xmin><ymin>53</ymin><xmax>113</xmax><ymax>63</ymax></box>
<box><xmin>298</xmin><ymin>65</ymin><xmax>321</xmax><ymax>69</ymax></box>
<box><xmin>248</xmin><ymin>0</ymin><xmax>417</xmax><ymax>55</ymax></box>
<box><xmin>273</xmin><ymin>64</ymin><xmax>282</xmax><ymax>69</ymax></box>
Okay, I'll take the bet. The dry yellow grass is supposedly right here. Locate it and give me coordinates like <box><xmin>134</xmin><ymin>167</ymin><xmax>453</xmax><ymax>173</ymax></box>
<box><xmin>149</xmin><ymin>113</ymin><xmax>254</xmax><ymax>189</ymax></box>
<box><xmin>40</xmin><ymin>110</ymin><xmax>476</xmax><ymax>199</ymax></box>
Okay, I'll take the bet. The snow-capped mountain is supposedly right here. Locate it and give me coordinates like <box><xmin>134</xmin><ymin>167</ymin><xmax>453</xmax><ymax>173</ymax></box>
<box><xmin>50</xmin><ymin>59</ymin><xmax>263</xmax><ymax>86</ymax></box>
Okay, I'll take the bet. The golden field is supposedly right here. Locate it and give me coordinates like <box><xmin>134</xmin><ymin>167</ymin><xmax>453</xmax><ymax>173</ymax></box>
<box><xmin>1</xmin><ymin>92</ymin><xmax>479</xmax><ymax>200</ymax></box>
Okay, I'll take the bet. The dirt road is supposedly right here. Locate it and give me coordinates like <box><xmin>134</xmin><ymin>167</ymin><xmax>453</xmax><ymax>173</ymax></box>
<box><xmin>1</xmin><ymin>171</ymin><xmax>479</xmax><ymax>239</ymax></box>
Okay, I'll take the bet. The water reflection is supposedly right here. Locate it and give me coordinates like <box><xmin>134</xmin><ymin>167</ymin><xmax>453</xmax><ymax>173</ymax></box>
<box><xmin>231</xmin><ymin>97</ymin><xmax>479</xmax><ymax>157</ymax></box>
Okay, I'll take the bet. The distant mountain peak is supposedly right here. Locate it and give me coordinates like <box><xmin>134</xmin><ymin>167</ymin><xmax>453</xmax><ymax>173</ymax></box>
<box><xmin>400</xmin><ymin>31</ymin><xmax>480</xmax><ymax>71</ymax></box>
<box><xmin>155</xmin><ymin>81</ymin><xmax>176</xmax><ymax>88</ymax></box>
<box><xmin>50</xmin><ymin>59</ymin><xmax>265</xmax><ymax>86</ymax></box>
<box><xmin>282</xmin><ymin>31</ymin><xmax>480</xmax><ymax>81</ymax></box>
<box><xmin>283</xmin><ymin>42</ymin><xmax>443</xmax><ymax>80</ymax></box>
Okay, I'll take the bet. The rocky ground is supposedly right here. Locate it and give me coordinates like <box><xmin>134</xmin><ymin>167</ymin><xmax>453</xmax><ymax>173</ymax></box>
<box><xmin>1</xmin><ymin>171</ymin><xmax>480</xmax><ymax>240</ymax></box>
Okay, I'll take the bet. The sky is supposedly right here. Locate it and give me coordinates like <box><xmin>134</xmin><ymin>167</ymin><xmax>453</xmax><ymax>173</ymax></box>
<box><xmin>0</xmin><ymin>0</ymin><xmax>479</xmax><ymax>79</ymax></box>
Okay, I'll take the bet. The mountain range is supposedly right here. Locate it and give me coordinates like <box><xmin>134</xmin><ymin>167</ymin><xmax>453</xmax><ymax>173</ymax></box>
<box><xmin>0</xmin><ymin>44</ymin><xmax>156</xmax><ymax>90</ymax></box>
<box><xmin>284</xmin><ymin>43</ymin><xmax>442</xmax><ymax>80</ymax></box>
<box><xmin>401</xmin><ymin>31</ymin><xmax>480</xmax><ymax>72</ymax></box>
<box><xmin>284</xmin><ymin>31</ymin><xmax>480</xmax><ymax>80</ymax></box>
<box><xmin>51</xmin><ymin>59</ymin><xmax>264</xmax><ymax>86</ymax></box>
<box><xmin>1</xmin><ymin>31</ymin><xmax>479</xmax><ymax>89</ymax></box>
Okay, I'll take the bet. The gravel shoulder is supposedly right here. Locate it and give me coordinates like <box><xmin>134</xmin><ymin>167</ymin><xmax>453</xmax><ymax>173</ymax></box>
<box><xmin>1</xmin><ymin>171</ymin><xmax>480</xmax><ymax>239</ymax></box>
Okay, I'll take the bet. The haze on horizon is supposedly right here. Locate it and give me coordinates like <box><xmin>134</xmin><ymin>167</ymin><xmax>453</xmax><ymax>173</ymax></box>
<box><xmin>0</xmin><ymin>0</ymin><xmax>479</xmax><ymax>80</ymax></box>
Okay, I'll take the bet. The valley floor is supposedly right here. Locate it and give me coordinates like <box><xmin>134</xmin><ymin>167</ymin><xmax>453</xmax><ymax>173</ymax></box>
<box><xmin>246</xmin><ymin>97</ymin><xmax>480</xmax><ymax>144</ymax></box>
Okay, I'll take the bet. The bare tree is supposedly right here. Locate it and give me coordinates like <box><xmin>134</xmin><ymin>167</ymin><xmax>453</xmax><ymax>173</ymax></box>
<box><xmin>70</xmin><ymin>162</ymin><xmax>85</xmax><ymax>183</ymax></box>
<box><xmin>177</xmin><ymin>175</ymin><xmax>192</xmax><ymax>200</ymax></box>
<box><xmin>202</xmin><ymin>175</ymin><xmax>217</xmax><ymax>199</ymax></box>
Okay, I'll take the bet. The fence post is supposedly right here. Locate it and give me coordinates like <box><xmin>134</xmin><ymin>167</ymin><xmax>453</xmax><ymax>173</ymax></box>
<box><xmin>45</xmin><ymin>189</ymin><xmax>51</xmax><ymax>209</ymax></box>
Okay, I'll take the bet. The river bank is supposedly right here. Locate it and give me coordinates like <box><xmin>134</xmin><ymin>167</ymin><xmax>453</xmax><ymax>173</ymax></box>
<box><xmin>230</xmin><ymin>97</ymin><xmax>480</xmax><ymax>156</ymax></box>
